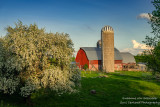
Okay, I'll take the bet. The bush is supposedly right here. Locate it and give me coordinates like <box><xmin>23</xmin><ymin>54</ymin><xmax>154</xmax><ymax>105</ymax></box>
<box><xmin>83</xmin><ymin>64</ymin><xmax>88</xmax><ymax>70</ymax></box>
<box><xmin>0</xmin><ymin>21</ymin><xmax>80</xmax><ymax>98</ymax></box>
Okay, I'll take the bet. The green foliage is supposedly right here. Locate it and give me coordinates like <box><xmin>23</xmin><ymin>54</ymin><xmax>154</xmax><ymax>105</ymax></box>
<box><xmin>134</xmin><ymin>54</ymin><xmax>146</xmax><ymax>63</ymax></box>
<box><xmin>0</xmin><ymin>21</ymin><xmax>80</xmax><ymax>97</ymax></box>
<box><xmin>83</xmin><ymin>64</ymin><xmax>88</xmax><ymax>70</ymax></box>
<box><xmin>142</xmin><ymin>0</ymin><xmax>160</xmax><ymax>74</ymax></box>
<box><xmin>143</xmin><ymin>43</ymin><xmax>160</xmax><ymax>74</ymax></box>
<box><xmin>71</xmin><ymin>57</ymin><xmax>75</xmax><ymax>62</ymax></box>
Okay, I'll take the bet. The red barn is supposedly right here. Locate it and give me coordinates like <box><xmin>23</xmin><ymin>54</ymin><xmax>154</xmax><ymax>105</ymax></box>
<box><xmin>75</xmin><ymin>47</ymin><xmax>125</xmax><ymax>71</ymax></box>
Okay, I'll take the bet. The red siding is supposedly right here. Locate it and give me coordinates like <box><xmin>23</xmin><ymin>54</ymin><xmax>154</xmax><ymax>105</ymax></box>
<box><xmin>115</xmin><ymin>60</ymin><xmax>122</xmax><ymax>64</ymax></box>
<box><xmin>115</xmin><ymin>64</ymin><xmax>122</xmax><ymax>71</ymax></box>
<box><xmin>75</xmin><ymin>49</ymin><xmax>89</xmax><ymax>69</ymax></box>
<box><xmin>89</xmin><ymin>60</ymin><xmax>102</xmax><ymax>71</ymax></box>
<box><xmin>75</xmin><ymin>49</ymin><xmax>123</xmax><ymax>71</ymax></box>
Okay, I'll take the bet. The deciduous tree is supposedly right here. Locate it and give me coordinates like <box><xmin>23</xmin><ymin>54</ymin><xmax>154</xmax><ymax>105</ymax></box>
<box><xmin>0</xmin><ymin>21</ymin><xmax>80</xmax><ymax>101</ymax></box>
<box><xmin>143</xmin><ymin>0</ymin><xmax>160</xmax><ymax>74</ymax></box>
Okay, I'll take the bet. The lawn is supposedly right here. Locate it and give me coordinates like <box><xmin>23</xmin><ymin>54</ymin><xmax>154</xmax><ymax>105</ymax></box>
<box><xmin>1</xmin><ymin>71</ymin><xmax>160</xmax><ymax>107</ymax></box>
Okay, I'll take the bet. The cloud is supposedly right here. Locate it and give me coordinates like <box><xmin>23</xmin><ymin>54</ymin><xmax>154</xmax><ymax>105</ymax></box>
<box><xmin>120</xmin><ymin>48</ymin><xmax>143</xmax><ymax>55</ymax></box>
<box><xmin>137</xmin><ymin>13</ymin><xmax>152</xmax><ymax>20</ymax></box>
<box><xmin>120</xmin><ymin>40</ymin><xmax>152</xmax><ymax>55</ymax></box>
<box><xmin>132</xmin><ymin>40</ymin><xmax>152</xmax><ymax>49</ymax></box>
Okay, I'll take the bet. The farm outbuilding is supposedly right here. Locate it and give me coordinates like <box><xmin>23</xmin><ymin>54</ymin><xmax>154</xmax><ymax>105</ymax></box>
<box><xmin>75</xmin><ymin>25</ymin><xmax>136</xmax><ymax>71</ymax></box>
<box><xmin>75</xmin><ymin>47</ymin><xmax>136</xmax><ymax>71</ymax></box>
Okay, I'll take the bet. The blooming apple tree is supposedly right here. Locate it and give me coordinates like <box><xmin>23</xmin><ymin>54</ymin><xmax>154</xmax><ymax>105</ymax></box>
<box><xmin>0</xmin><ymin>21</ymin><xmax>80</xmax><ymax>97</ymax></box>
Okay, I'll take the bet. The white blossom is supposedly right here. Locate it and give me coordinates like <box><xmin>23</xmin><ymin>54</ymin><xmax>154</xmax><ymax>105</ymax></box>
<box><xmin>0</xmin><ymin>21</ymin><xmax>80</xmax><ymax>97</ymax></box>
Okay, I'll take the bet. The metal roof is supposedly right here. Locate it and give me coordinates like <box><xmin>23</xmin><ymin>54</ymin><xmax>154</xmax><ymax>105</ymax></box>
<box><xmin>120</xmin><ymin>52</ymin><xmax>136</xmax><ymax>63</ymax></box>
<box><xmin>80</xmin><ymin>47</ymin><xmax>123</xmax><ymax>60</ymax></box>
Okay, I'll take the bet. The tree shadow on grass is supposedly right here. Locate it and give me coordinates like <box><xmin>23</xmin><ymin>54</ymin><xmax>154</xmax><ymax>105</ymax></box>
<box><xmin>30</xmin><ymin>74</ymin><xmax>160</xmax><ymax>107</ymax></box>
<box><xmin>1</xmin><ymin>72</ymin><xmax>160</xmax><ymax>107</ymax></box>
<box><xmin>0</xmin><ymin>93</ymin><xmax>28</xmax><ymax>107</ymax></box>
<box><xmin>109</xmin><ymin>72</ymin><xmax>160</xmax><ymax>86</ymax></box>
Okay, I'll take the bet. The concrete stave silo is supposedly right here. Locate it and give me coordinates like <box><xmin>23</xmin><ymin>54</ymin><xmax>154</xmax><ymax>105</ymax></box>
<box><xmin>101</xmin><ymin>26</ymin><xmax>114</xmax><ymax>72</ymax></box>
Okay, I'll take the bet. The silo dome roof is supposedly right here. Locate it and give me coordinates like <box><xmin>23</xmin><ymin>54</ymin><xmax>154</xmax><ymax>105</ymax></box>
<box><xmin>97</xmin><ymin>40</ymin><xmax>101</xmax><ymax>48</ymax></box>
<box><xmin>101</xmin><ymin>25</ymin><xmax>114</xmax><ymax>32</ymax></box>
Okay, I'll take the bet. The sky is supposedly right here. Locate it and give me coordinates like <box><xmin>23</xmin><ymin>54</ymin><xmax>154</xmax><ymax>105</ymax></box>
<box><xmin>0</xmin><ymin>0</ymin><xmax>155</xmax><ymax>56</ymax></box>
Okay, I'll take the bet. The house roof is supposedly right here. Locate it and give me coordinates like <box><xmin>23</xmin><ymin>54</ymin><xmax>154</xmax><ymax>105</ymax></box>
<box><xmin>80</xmin><ymin>47</ymin><xmax>123</xmax><ymax>60</ymax></box>
<box><xmin>120</xmin><ymin>52</ymin><xmax>136</xmax><ymax>63</ymax></box>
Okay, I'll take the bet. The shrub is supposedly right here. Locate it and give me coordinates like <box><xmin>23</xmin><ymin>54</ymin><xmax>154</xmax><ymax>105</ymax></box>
<box><xmin>83</xmin><ymin>64</ymin><xmax>88</xmax><ymax>70</ymax></box>
<box><xmin>0</xmin><ymin>21</ymin><xmax>80</xmax><ymax>99</ymax></box>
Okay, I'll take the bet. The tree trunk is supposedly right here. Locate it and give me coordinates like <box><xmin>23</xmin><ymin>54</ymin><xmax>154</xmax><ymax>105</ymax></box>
<box><xmin>24</xmin><ymin>95</ymin><xmax>34</xmax><ymax>106</ymax></box>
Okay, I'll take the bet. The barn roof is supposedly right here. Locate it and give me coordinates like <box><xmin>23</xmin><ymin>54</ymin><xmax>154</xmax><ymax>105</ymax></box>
<box><xmin>120</xmin><ymin>52</ymin><xmax>136</xmax><ymax>63</ymax></box>
<box><xmin>80</xmin><ymin>47</ymin><xmax>123</xmax><ymax>60</ymax></box>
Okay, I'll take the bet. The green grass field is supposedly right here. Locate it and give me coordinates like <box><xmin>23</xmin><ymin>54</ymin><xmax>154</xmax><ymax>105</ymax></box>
<box><xmin>1</xmin><ymin>71</ymin><xmax>160</xmax><ymax>107</ymax></box>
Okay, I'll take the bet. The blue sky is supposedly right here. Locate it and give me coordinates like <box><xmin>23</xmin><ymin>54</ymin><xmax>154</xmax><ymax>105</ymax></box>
<box><xmin>0</xmin><ymin>0</ymin><xmax>154</xmax><ymax>55</ymax></box>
